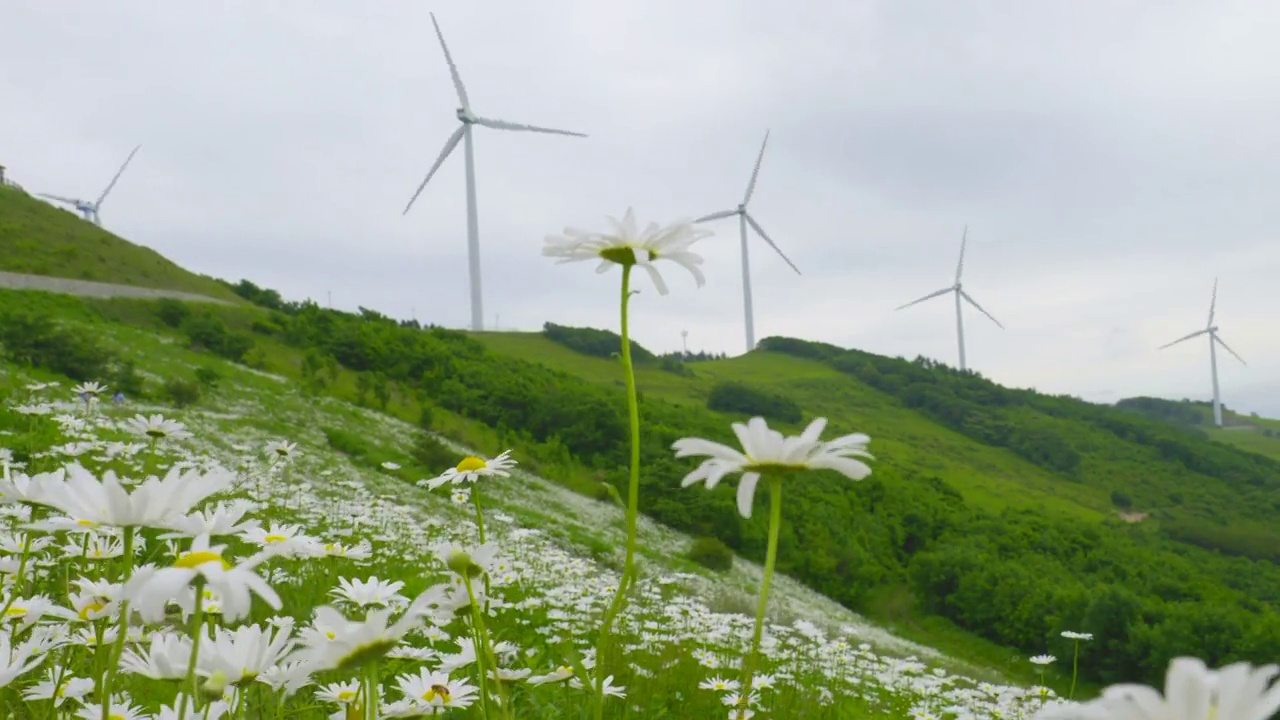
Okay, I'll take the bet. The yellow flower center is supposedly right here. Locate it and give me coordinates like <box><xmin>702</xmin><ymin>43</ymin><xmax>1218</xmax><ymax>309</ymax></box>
<box><xmin>456</xmin><ymin>456</ymin><xmax>486</xmax><ymax>473</ymax></box>
<box><xmin>337</xmin><ymin>690</ymin><xmax>357</xmax><ymax>702</ymax></box>
<box><xmin>275</xmin><ymin>447</ymin><xmax>290</xmax><ymax>456</ymax></box>
<box><xmin>264</xmin><ymin>534</ymin><xmax>287</xmax><ymax>543</ymax></box>
<box><xmin>326</xmin><ymin>631</ymin><xmax>336</xmax><ymax>639</ymax></box>
<box><xmin>76</xmin><ymin>519</ymin><xmax>98</xmax><ymax>527</ymax></box>
<box><xmin>79</xmin><ymin>601</ymin><xmax>105</xmax><ymax>620</ymax></box>
<box><xmin>174</xmin><ymin>550</ymin><xmax>229</xmax><ymax>570</ymax></box>
<box><xmin>145</xmin><ymin>428</ymin><xmax>166</xmax><ymax>438</ymax></box>
<box><xmin>4</xmin><ymin>606</ymin><xmax>26</xmax><ymax>618</ymax></box>
<box><xmin>423</xmin><ymin>684</ymin><xmax>452</xmax><ymax>703</ymax></box>
<box><xmin>109</xmin><ymin>714</ymin><xmax>125</xmax><ymax>720</ymax></box>
<box><xmin>55</xmin><ymin>682</ymin><xmax>67</xmax><ymax>697</ymax></box>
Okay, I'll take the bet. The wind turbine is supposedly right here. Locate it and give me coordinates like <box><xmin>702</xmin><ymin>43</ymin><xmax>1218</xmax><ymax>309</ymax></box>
<box><xmin>38</xmin><ymin>145</ymin><xmax>140</xmax><ymax>227</ymax></box>
<box><xmin>403</xmin><ymin>13</ymin><xmax>587</xmax><ymax>332</ymax></box>
<box><xmin>1158</xmin><ymin>278</ymin><xmax>1247</xmax><ymax>428</ymax></box>
<box><xmin>895</xmin><ymin>226</ymin><xmax>1004</xmax><ymax>371</ymax></box>
<box><xmin>695</xmin><ymin>130</ymin><xmax>801</xmax><ymax>352</ymax></box>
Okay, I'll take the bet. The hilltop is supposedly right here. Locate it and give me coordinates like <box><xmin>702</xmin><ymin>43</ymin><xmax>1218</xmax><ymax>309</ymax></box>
<box><xmin>1115</xmin><ymin>396</ymin><xmax>1280</xmax><ymax>463</ymax></box>
<box><xmin>0</xmin><ymin>184</ymin><xmax>242</xmax><ymax>302</ymax></box>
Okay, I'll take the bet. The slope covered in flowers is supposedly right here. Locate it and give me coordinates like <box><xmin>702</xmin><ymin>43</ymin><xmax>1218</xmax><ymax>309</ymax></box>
<box><xmin>0</xmin><ymin>350</ymin><xmax>1063</xmax><ymax>717</ymax></box>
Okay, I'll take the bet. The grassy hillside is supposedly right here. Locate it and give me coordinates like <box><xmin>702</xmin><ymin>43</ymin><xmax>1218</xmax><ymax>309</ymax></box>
<box><xmin>0</xmin><ymin>185</ymin><xmax>242</xmax><ymax>301</ymax></box>
<box><xmin>0</xmin><ymin>303</ymin><xmax>1074</xmax><ymax>719</ymax></box>
<box><xmin>5</xmin><ymin>283</ymin><xmax>1280</xmax><ymax>692</ymax></box>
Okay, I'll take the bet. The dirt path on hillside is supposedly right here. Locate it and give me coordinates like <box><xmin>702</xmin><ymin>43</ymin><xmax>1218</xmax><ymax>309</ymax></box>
<box><xmin>0</xmin><ymin>270</ymin><xmax>232</xmax><ymax>305</ymax></box>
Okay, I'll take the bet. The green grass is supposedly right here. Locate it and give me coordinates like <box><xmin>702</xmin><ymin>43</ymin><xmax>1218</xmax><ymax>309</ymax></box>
<box><xmin>0</xmin><ymin>185</ymin><xmax>242</xmax><ymax>302</ymax></box>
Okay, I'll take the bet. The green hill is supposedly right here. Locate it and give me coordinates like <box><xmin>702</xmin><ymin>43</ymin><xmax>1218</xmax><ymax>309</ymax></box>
<box><xmin>4</xmin><ymin>282</ymin><xmax>1280</xmax><ymax>689</ymax></box>
<box><xmin>0</xmin><ymin>185</ymin><xmax>242</xmax><ymax>302</ymax></box>
<box><xmin>1116</xmin><ymin>395</ymin><xmax>1280</xmax><ymax>462</ymax></box>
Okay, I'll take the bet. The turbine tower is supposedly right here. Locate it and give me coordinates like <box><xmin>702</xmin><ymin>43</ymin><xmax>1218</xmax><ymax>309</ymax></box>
<box><xmin>694</xmin><ymin>130</ymin><xmax>801</xmax><ymax>352</ymax></box>
<box><xmin>1158</xmin><ymin>278</ymin><xmax>1247</xmax><ymax>428</ymax></box>
<box><xmin>403</xmin><ymin>13</ymin><xmax>587</xmax><ymax>332</ymax></box>
<box><xmin>895</xmin><ymin>226</ymin><xmax>1003</xmax><ymax>371</ymax></box>
<box><xmin>38</xmin><ymin>145</ymin><xmax>141</xmax><ymax>227</ymax></box>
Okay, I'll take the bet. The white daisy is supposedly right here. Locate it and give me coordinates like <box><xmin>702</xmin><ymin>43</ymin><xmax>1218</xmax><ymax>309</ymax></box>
<box><xmin>543</xmin><ymin>208</ymin><xmax>713</xmax><ymax>295</ymax></box>
<box><xmin>672</xmin><ymin>416</ymin><xmax>874</xmax><ymax>518</ymax></box>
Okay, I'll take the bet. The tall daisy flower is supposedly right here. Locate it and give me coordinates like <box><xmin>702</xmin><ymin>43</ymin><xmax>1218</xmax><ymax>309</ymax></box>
<box><xmin>543</xmin><ymin>207</ymin><xmax>712</xmax><ymax>295</ymax></box>
<box><xmin>545</xmin><ymin>209</ymin><xmax>712</xmax><ymax>717</ymax></box>
<box><xmin>420</xmin><ymin>451</ymin><xmax>516</xmax><ymax>544</ymax></box>
<box><xmin>122</xmin><ymin>414</ymin><xmax>193</xmax><ymax>442</ymax></box>
<box><xmin>672</xmin><ymin>416</ymin><xmax>873</xmax><ymax>718</ymax></box>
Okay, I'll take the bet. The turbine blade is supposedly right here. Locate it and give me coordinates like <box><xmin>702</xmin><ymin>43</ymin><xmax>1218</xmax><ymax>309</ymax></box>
<box><xmin>1208</xmin><ymin>277</ymin><xmax>1218</xmax><ymax>327</ymax></box>
<box><xmin>895</xmin><ymin>287</ymin><xmax>952</xmax><ymax>311</ymax></box>
<box><xmin>955</xmin><ymin>225</ymin><xmax>968</xmax><ymax>284</ymax></box>
<box><xmin>959</xmin><ymin>289</ymin><xmax>1003</xmax><ymax>329</ymax></box>
<box><xmin>1158</xmin><ymin>328</ymin><xmax>1209</xmax><ymax>350</ymax></box>
<box><xmin>95</xmin><ymin>144</ymin><xmax>141</xmax><ymax>206</ymax></box>
<box><xmin>38</xmin><ymin>193</ymin><xmax>81</xmax><ymax>205</ymax></box>
<box><xmin>430</xmin><ymin>13</ymin><xmax>470</xmax><ymax>111</ymax></box>
<box><xmin>1214</xmin><ymin>334</ymin><xmax>1247</xmax><ymax>366</ymax></box>
<box><xmin>470</xmin><ymin>116</ymin><xmax>587</xmax><ymax>137</ymax></box>
<box><xmin>403</xmin><ymin>125</ymin><xmax>466</xmax><ymax>215</ymax></box>
<box><xmin>694</xmin><ymin>209</ymin><xmax>738</xmax><ymax>223</ymax></box>
<box><xmin>743</xmin><ymin>129</ymin><xmax>769</xmax><ymax>206</ymax></box>
<box><xmin>744</xmin><ymin>213</ymin><xmax>800</xmax><ymax>275</ymax></box>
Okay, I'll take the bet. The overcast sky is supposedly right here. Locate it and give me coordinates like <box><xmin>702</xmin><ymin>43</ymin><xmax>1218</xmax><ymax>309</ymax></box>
<box><xmin>3</xmin><ymin>1</ymin><xmax>1278</xmax><ymax>417</ymax></box>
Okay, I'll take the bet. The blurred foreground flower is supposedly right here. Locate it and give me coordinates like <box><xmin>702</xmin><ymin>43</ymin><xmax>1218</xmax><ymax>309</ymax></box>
<box><xmin>1036</xmin><ymin>657</ymin><xmax>1280</xmax><ymax>720</ymax></box>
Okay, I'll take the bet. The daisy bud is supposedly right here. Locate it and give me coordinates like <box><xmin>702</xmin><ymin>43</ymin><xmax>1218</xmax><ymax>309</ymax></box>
<box><xmin>202</xmin><ymin>670</ymin><xmax>229</xmax><ymax>701</ymax></box>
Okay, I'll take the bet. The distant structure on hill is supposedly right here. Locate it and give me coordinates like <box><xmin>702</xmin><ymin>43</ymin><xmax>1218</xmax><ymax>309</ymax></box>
<box><xmin>0</xmin><ymin>163</ymin><xmax>25</xmax><ymax>192</ymax></box>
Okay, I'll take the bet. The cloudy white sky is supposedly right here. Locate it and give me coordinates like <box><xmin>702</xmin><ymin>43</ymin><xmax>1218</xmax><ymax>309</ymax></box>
<box><xmin>3</xmin><ymin>1</ymin><xmax>1278</xmax><ymax>416</ymax></box>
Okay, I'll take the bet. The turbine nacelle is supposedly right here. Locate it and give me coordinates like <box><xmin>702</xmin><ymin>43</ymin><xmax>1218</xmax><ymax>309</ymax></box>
<box><xmin>456</xmin><ymin>108</ymin><xmax>472</xmax><ymax>123</ymax></box>
<box><xmin>736</xmin><ymin>203</ymin><xmax>746</xmax><ymax>214</ymax></box>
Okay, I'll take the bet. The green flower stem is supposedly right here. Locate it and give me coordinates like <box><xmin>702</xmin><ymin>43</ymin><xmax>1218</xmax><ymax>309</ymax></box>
<box><xmin>1069</xmin><ymin>640</ymin><xmax>1080</xmax><ymax>699</ymax></box>
<box><xmin>100</xmin><ymin>526</ymin><xmax>135</xmax><ymax>720</ymax></box>
<box><xmin>472</xmin><ymin>484</ymin><xmax>487</xmax><ymax>544</ymax></box>
<box><xmin>737</xmin><ymin>476</ymin><xmax>783</xmax><ymax>718</ymax></box>
<box><xmin>363</xmin><ymin>660</ymin><xmax>380</xmax><ymax>720</ymax></box>
<box><xmin>178</xmin><ymin>577</ymin><xmax>206</xmax><ymax>720</ymax></box>
<box><xmin>592</xmin><ymin>263</ymin><xmax>643</xmax><ymax>719</ymax></box>
<box><xmin>464</xmin><ymin>572</ymin><xmax>508</xmax><ymax>720</ymax></box>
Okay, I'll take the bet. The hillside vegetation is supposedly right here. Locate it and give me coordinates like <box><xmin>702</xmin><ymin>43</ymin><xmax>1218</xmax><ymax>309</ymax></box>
<box><xmin>3</xmin><ymin>280</ymin><xmax>1280</xmax><ymax>691</ymax></box>
<box><xmin>0</xmin><ymin>185</ymin><xmax>242</xmax><ymax>301</ymax></box>
<box><xmin>1117</xmin><ymin>395</ymin><xmax>1280</xmax><ymax>462</ymax></box>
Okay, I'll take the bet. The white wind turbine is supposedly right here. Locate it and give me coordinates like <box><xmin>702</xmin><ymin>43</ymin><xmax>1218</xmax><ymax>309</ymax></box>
<box><xmin>695</xmin><ymin>130</ymin><xmax>801</xmax><ymax>352</ymax></box>
<box><xmin>403</xmin><ymin>12</ymin><xmax>587</xmax><ymax>332</ymax></box>
<box><xmin>895</xmin><ymin>226</ymin><xmax>1004</xmax><ymax>371</ymax></box>
<box><xmin>38</xmin><ymin>144</ymin><xmax>141</xmax><ymax>227</ymax></box>
<box><xmin>1158</xmin><ymin>278</ymin><xmax>1247</xmax><ymax>428</ymax></box>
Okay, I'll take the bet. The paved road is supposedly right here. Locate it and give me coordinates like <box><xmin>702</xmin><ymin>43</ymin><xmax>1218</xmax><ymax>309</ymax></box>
<box><xmin>0</xmin><ymin>270</ymin><xmax>233</xmax><ymax>305</ymax></box>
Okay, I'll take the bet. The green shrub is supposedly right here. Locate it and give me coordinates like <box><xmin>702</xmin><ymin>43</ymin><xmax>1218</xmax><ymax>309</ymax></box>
<box><xmin>0</xmin><ymin>311</ymin><xmax>114</xmax><ymax>381</ymax></box>
<box><xmin>111</xmin><ymin>360</ymin><xmax>146</xmax><ymax>398</ymax></box>
<box><xmin>706</xmin><ymin>381</ymin><xmax>802</xmax><ymax>424</ymax></box>
<box><xmin>163</xmin><ymin>377</ymin><xmax>201</xmax><ymax>408</ymax></box>
<box><xmin>688</xmin><ymin>536</ymin><xmax>734</xmax><ymax>572</ymax></box>
<box><xmin>659</xmin><ymin>357</ymin><xmax>694</xmax><ymax>377</ymax></box>
<box><xmin>1111</xmin><ymin>489</ymin><xmax>1133</xmax><ymax>509</ymax></box>
<box><xmin>155</xmin><ymin>298</ymin><xmax>190</xmax><ymax>328</ymax></box>
<box><xmin>179</xmin><ymin>311</ymin><xmax>255</xmax><ymax>362</ymax></box>
<box><xmin>542</xmin><ymin>322</ymin><xmax>656</xmax><ymax>362</ymax></box>
<box><xmin>411</xmin><ymin>432</ymin><xmax>457</xmax><ymax>474</ymax></box>
<box><xmin>194</xmin><ymin>366</ymin><xmax>221</xmax><ymax>388</ymax></box>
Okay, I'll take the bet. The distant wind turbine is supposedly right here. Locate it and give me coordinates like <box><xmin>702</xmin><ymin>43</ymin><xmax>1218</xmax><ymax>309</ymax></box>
<box><xmin>38</xmin><ymin>145</ymin><xmax>141</xmax><ymax>227</ymax></box>
<box><xmin>694</xmin><ymin>130</ymin><xmax>801</xmax><ymax>352</ymax></box>
<box><xmin>1158</xmin><ymin>278</ymin><xmax>1247</xmax><ymax>428</ymax></box>
<box><xmin>403</xmin><ymin>12</ymin><xmax>587</xmax><ymax>332</ymax></box>
<box><xmin>895</xmin><ymin>226</ymin><xmax>1003</xmax><ymax>371</ymax></box>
